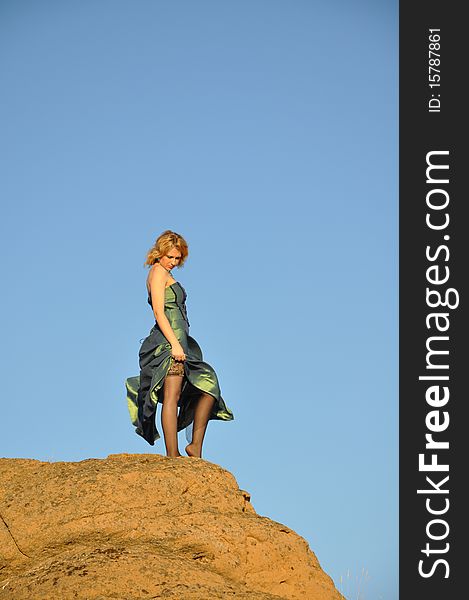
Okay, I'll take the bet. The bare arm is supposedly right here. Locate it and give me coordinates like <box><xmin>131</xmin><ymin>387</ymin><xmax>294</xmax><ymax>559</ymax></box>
<box><xmin>149</xmin><ymin>265</ymin><xmax>186</xmax><ymax>360</ymax></box>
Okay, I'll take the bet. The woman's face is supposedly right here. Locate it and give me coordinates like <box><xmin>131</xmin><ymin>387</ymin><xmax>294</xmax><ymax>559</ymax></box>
<box><xmin>159</xmin><ymin>247</ymin><xmax>182</xmax><ymax>271</ymax></box>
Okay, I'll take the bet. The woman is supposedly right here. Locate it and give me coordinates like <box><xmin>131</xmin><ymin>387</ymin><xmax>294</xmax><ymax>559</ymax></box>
<box><xmin>125</xmin><ymin>230</ymin><xmax>234</xmax><ymax>458</ymax></box>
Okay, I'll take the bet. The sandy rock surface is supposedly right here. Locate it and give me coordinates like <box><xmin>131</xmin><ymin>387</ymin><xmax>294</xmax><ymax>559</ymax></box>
<box><xmin>0</xmin><ymin>453</ymin><xmax>343</xmax><ymax>599</ymax></box>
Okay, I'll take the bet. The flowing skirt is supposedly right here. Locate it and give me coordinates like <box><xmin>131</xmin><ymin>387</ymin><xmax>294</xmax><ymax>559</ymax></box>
<box><xmin>125</xmin><ymin>320</ymin><xmax>234</xmax><ymax>446</ymax></box>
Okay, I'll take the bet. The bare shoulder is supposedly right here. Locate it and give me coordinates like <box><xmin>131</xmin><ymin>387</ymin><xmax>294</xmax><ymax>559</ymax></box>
<box><xmin>147</xmin><ymin>263</ymin><xmax>168</xmax><ymax>287</ymax></box>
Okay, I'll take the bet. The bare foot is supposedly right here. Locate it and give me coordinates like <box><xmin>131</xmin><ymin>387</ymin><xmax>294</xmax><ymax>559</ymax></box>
<box><xmin>185</xmin><ymin>443</ymin><xmax>201</xmax><ymax>458</ymax></box>
<box><xmin>166</xmin><ymin>452</ymin><xmax>183</xmax><ymax>458</ymax></box>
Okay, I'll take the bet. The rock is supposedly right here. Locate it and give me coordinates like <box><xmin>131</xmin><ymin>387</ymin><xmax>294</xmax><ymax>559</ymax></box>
<box><xmin>0</xmin><ymin>453</ymin><xmax>343</xmax><ymax>600</ymax></box>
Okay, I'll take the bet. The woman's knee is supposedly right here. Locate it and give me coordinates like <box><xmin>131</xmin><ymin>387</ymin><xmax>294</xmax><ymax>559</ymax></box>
<box><xmin>161</xmin><ymin>393</ymin><xmax>179</xmax><ymax>406</ymax></box>
<box><xmin>200</xmin><ymin>391</ymin><xmax>215</xmax><ymax>404</ymax></box>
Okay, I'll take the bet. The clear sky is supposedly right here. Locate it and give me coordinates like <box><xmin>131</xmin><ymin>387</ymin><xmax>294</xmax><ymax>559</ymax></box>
<box><xmin>0</xmin><ymin>1</ymin><xmax>397</xmax><ymax>599</ymax></box>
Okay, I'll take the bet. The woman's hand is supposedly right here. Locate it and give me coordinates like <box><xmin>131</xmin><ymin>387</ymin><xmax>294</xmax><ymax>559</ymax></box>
<box><xmin>171</xmin><ymin>341</ymin><xmax>186</xmax><ymax>362</ymax></box>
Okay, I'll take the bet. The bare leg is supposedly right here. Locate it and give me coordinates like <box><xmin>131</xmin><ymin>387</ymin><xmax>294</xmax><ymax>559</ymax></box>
<box><xmin>161</xmin><ymin>374</ymin><xmax>184</xmax><ymax>458</ymax></box>
<box><xmin>185</xmin><ymin>392</ymin><xmax>215</xmax><ymax>458</ymax></box>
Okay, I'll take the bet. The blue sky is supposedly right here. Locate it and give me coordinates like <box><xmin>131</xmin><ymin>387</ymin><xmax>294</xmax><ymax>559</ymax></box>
<box><xmin>0</xmin><ymin>1</ymin><xmax>397</xmax><ymax>598</ymax></box>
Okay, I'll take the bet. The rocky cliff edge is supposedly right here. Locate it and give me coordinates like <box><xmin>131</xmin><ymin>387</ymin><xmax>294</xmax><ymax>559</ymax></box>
<box><xmin>0</xmin><ymin>453</ymin><xmax>343</xmax><ymax>600</ymax></box>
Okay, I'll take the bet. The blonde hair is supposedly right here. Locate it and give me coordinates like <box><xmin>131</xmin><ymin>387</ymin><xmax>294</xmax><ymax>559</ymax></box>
<box><xmin>143</xmin><ymin>230</ymin><xmax>189</xmax><ymax>268</ymax></box>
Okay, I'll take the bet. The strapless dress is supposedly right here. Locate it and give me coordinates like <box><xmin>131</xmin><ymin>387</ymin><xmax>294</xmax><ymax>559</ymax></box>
<box><xmin>125</xmin><ymin>281</ymin><xmax>234</xmax><ymax>445</ymax></box>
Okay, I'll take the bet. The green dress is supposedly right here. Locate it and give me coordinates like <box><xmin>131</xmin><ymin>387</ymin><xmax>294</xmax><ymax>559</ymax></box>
<box><xmin>125</xmin><ymin>281</ymin><xmax>234</xmax><ymax>446</ymax></box>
